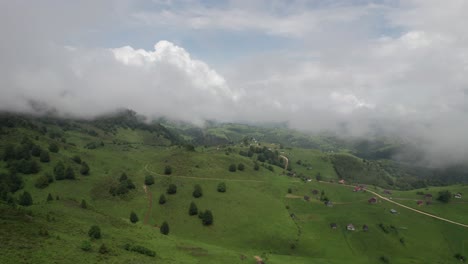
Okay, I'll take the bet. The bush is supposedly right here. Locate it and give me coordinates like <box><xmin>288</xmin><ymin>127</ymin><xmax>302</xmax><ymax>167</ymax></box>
<box><xmin>124</xmin><ymin>244</ymin><xmax>156</xmax><ymax>257</ymax></box>
<box><xmin>47</xmin><ymin>193</ymin><xmax>53</xmax><ymax>202</ymax></box>
<box><xmin>217</xmin><ymin>182</ymin><xmax>226</xmax><ymax>193</ymax></box>
<box><xmin>228</xmin><ymin>164</ymin><xmax>236</xmax><ymax>172</ymax></box>
<box><xmin>35</xmin><ymin>174</ymin><xmax>50</xmax><ymax>189</ymax></box>
<box><xmin>31</xmin><ymin>145</ymin><xmax>42</xmax><ymax>157</ymax></box>
<box><xmin>80</xmin><ymin>162</ymin><xmax>90</xmax><ymax>175</ymax></box>
<box><xmin>160</xmin><ymin>221</ymin><xmax>169</xmax><ymax>235</ymax></box>
<box><xmin>189</xmin><ymin>202</ymin><xmax>198</xmax><ymax>216</ymax></box>
<box><xmin>65</xmin><ymin>167</ymin><xmax>75</xmax><ymax>180</ymax></box>
<box><xmin>81</xmin><ymin>240</ymin><xmax>92</xmax><ymax>252</ymax></box>
<box><xmin>167</xmin><ymin>184</ymin><xmax>177</xmax><ymax>195</ymax></box>
<box><xmin>48</xmin><ymin>143</ymin><xmax>59</xmax><ymax>153</ymax></box>
<box><xmin>81</xmin><ymin>199</ymin><xmax>87</xmax><ymax>209</ymax></box>
<box><xmin>237</xmin><ymin>163</ymin><xmax>245</xmax><ymax>171</ymax></box>
<box><xmin>19</xmin><ymin>191</ymin><xmax>33</xmax><ymax>206</ymax></box>
<box><xmin>159</xmin><ymin>194</ymin><xmax>166</xmax><ymax>205</ymax></box>
<box><xmin>192</xmin><ymin>184</ymin><xmax>203</xmax><ymax>198</ymax></box>
<box><xmin>201</xmin><ymin>210</ymin><xmax>213</xmax><ymax>226</ymax></box>
<box><xmin>437</xmin><ymin>190</ymin><xmax>452</xmax><ymax>203</ymax></box>
<box><xmin>164</xmin><ymin>165</ymin><xmax>172</xmax><ymax>175</ymax></box>
<box><xmin>254</xmin><ymin>162</ymin><xmax>260</xmax><ymax>171</ymax></box>
<box><xmin>88</xmin><ymin>225</ymin><xmax>101</xmax><ymax>239</ymax></box>
<box><xmin>130</xmin><ymin>211</ymin><xmax>139</xmax><ymax>223</ymax></box>
<box><xmin>39</xmin><ymin>150</ymin><xmax>50</xmax><ymax>163</ymax></box>
<box><xmin>99</xmin><ymin>244</ymin><xmax>109</xmax><ymax>254</ymax></box>
<box><xmin>72</xmin><ymin>155</ymin><xmax>82</xmax><ymax>164</ymax></box>
<box><xmin>145</xmin><ymin>175</ymin><xmax>154</xmax><ymax>185</ymax></box>
<box><xmin>119</xmin><ymin>173</ymin><xmax>128</xmax><ymax>182</ymax></box>
<box><xmin>54</xmin><ymin>162</ymin><xmax>65</xmax><ymax>180</ymax></box>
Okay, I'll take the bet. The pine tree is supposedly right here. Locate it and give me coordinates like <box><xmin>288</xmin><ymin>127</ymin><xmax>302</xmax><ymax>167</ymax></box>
<box><xmin>144</xmin><ymin>175</ymin><xmax>154</xmax><ymax>185</ymax></box>
<box><xmin>228</xmin><ymin>164</ymin><xmax>236</xmax><ymax>172</ymax></box>
<box><xmin>192</xmin><ymin>184</ymin><xmax>203</xmax><ymax>198</ymax></box>
<box><xmin>88</xmin><ymin>225</ymin><xmax>101</xmax><ymax>239</ymax></box>
<box><xmin>166</xmin><ymin>184</ymin><xmax>177</xmax><ymax>194</ymax></box>
<box><xmin>201</xmin><ymin>210</ymin><xmax>213</xmax><ymax>226</ymax></box>
<box><xmin>39</xmin><ymin>150</ymin><xmax>50</xmax><ymax>163</ymax></box>
<box><xmin>19</xmin><ymin>191</ymin><xmax>33</xmax><ymax>206</ymax></box>
<box><xmin>81</xmin><ymin>199</ymin><xmax>87</xmax><ymax>209</ymax></box>
<box><xmin>237</xmin><ymin>163</ymin><xmax>245</xmax><ymax>171</ymax></box>
<box><xmin>189</xmin><ymin>202</ymin><xmax>198</xmax><ymax>216</ymax></box>
<box><xmin>159</xmin><ymin>194</ymin><xmax>166</xmax><ymax>205</ymax></box>
<box><xmin>217</xmin><ymin>182</ymin><xmax>226</xmax><ymax>193</ymax></box>
<box><xmin>164</xmin><ymin>165</ymin><xmax>172</xmax><ymax>175</ymax></box>
<box><xmin>65</xmin><ymin>167</ymin><xmax>75</xmax><ymax>180</ymax></box>
<box><xmin>160</xmin><ymin>221</ymin><xmax>169</xmax><ymax>235</ymax></box>
<box><xmin>130</xmin><ymin>211</ymin><xmax>139</xmax><ymax>223</ymax></box>
<box><xmin>54</xmin><ymin>162</ymin><xmax>65</xmax><ymax>180</ymax></box>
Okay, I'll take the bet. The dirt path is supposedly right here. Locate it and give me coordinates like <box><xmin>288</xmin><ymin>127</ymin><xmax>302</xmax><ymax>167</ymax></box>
<box><xmin>279</xmin><ymin>155</ymin><xmax>289</xmax><ymax>170</ymax></box>
<box><xmin>144</xmin><ymin>164</ymin><xmax>265</xmax><ymax>183</ymax></box>
<box><xmin>142</xmin><ymin>185</ymin><xmax>153</xmax><ymax>225</ymax></box>
<box><xmin>319</xmin><ymin>181</ymin><xmax>468</xmax><ymax>228</ymax></box>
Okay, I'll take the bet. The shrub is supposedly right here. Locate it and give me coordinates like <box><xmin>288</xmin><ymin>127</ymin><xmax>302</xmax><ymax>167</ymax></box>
<box><xmin>130</xmin><ymin>211</ymin><xmax>139</xmax><ymax>223</ymax></box>
<box><xmin>167</xmin><ymin>184</ymin><xmax>177</xmax><ymax>195</ymax></box>
<box><xmin>164</xmin><ymin>165</ymin><xmax>172</xmax><ymax>175</ymax></box>
<box><xmin>192</xmin><ymin>184</ymin><xmax>203</xmax><ymax>198</ymax></box>
<box><xmin>237</xmin><ymin>163</ymin><xmax>245</xmax><ymax>171</ymax></box>
<box><xmin>47</xmin><ymin>193</ymin><xmax>53</xmax><ymax>202</ymax></box>
<box><xmin>81</xmin><ymin>199</ymin><xmax>87</xmax><ymax>209</ymax></box>
<box><xmin>48</xmin><ymin>143</ymin><xmax>59</xmax><ymax>153</ymax></box>
<box><xmin>88</xmin><ymin>225</ymin><xmax>101</xmax><ymax>239</ymax></box>
<box><xmin>99</xmin><ymin>244</ymin><xmax>109</xmax><ymax>254</ymax></box>
<box><xmin>437</xmin><ymin>190</ymin><xmax>452</xmax><ymax>203</ymax></box>
<box><xmin>19</xmin><ymin>191</ymin><xmax>33</xmax><ymax>206</ymax></box>
<box><xmin>159</xmin><ymin>194</ymin><xmax>166</xmax><ymax>205</ymax></box>
<box><xmin>54</xmin><ymin>162</ymin><xmax>65</xmax><ymax>180</ymax></box>
<box><xmin>35</xmin><ymin>174</ymin><xmax>50</xmax><ymax>189</ymax></box>
<box><xmin>201</xmin><ymin>210</ymin><xmax>213</xmax><ymax>226</ymax></box>
<box><xmin>80</xmin><ymin>162</ymin><xmax>90</xmax><ymax>175</ymax></box>
<box><xmin>65</xmin><ymin>167</ymin><xmax>75</xmax><ymax>180</ymax></box>
<box><xmin>81</xmin><ymin>240</ymin><xmax>92</xmax><ymax>252</ymax></box>
<box><xmin>39</xmin><ymin>150</ymin><xmax>50</xmax><ymax>163</ymax></box>
<box><xmin>217</xmin><ymin>182</ymin><xmax>226</xmax><ymax>193</ymax></box>
<box><xmin>119</xmin><ymin>173</ymin><xmax>128</xmax><ymax>182</ymax></box>
<box><xmin>124</xmin><ymin>244</ymin><xmax>156</xmax><ymax>257</ymax></box>
<box><xmin>160</xmin><ymin>221</ymin><xmax>169</xmax><ymax>235</ymax></box>
<box><xmin>145</xmin><ymin>175</ymin><xmax>154</xmax><ymax>185</ymax></box>
<box><xmin>189</xmin><ymin>202</ymin><xmax>198</xmax><ymax>216</ymax></box>
<box><xmin>228</xmin><ymin>164</ymin><xmax>236</xmax><ymax>172</ymax></box>
<box><xmin>72</xmin><ymin>155</ymin><xmax>82</xmax><ymax>164</ymax></box>
<box><xmin>254</xmin><ymin>162</ymin><xmax>260</xmax><ymax>171</ymax></box>
<box><xmin>31</xmin><ymin>145</ymin><xmax>42</xmax><ymax>157</ymax></box>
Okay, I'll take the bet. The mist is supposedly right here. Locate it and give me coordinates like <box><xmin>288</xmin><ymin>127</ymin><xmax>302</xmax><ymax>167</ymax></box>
<box><xmin>1</xmin><ymin>1</ymin><xmax>468</xmax><ymax>166</ymax></box>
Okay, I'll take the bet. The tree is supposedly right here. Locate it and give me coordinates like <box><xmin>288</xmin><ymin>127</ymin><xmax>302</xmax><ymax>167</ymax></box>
<box><xmin>48</xmin><ymin>143</ymin><xmax>59</xmax><ymax>153</ymax></box>
<box><xmin>47</xmin><ymin>193</ymin><xmax>53</xmax><ymax>202</ymax></box>
<box><xmin>31</xmin><ymin>145</ymin><xmax>42</xmax><ymax>157</ymax></box>
<box><xmin>2</xmin><ymin>144</ymin><xmax>15</xmax><ymax>161</ymax></box>
<box><xmin>72</xmin><ymin>155</ymin><xmax>81</xmax><ymax>164</ymax></box>
<box><xmin>167</xmin><ymin>184</ymin><xmax>177</xmax><ymax>194</ymax></box>
<box><xmin>88</xmin><ymin>225</ymin><xmax>101</xmax><ymax>239</ymax></box>
<box><xmin>80</xmin><ymin>240</ymin><xmax>92</xmax><ymax>252</ymax></box>
<box><xmin>65</xmin><ymin>166</ymin><xmax>75</xmax><ymax>180</ymax></box>
<box><xmin>201</xmin><ymin>210</ymin><xmax>213</xmax><ymax>226</ymax></box>
<box><xmin>159</xmin><ymin>194</ymin><xmax>166</xmax><ymax>204</ymax></box>
<box><xmin>164</xmin><ymin>165</ymin><xmax>172</xmax><ymax>175</ymax></box>
<box><xmin>99</xmin><ymin>244</ymin><xmax>109</xmax><ymax>254</ymax></box>
<box><xmin>237</xmin><ymin>163</ymin><xmax>245</xmax><ymax>171</ymax></box>
<box><xmin>39</xmin><ymin>150</ymin><xmax>50</xmax><ymax>163</ymax></box>
<box><xmin>315</xmin><ymin>173</ymin><xmax>322</xmax><ymax>181</ymax></box>
<box><xmin>217</xmin><ymin>182</ymin><xmax>226</xmax><ymax>193</ymax></box>
<box><xmin>160</xmin><ymin>221</ymin><xmax>169</xmax><ymax>235</ymax></box>
<box><xmin>35</xmin><ymin>174</ymin><xmax>50</xmax><ymax>189</ymax></box>
<box><xmin>189</xmin><ymin>202</ymin><xmax>198</xmax><ymax>216</ymax></box>
<box><xmin>80</xmin><ymin>162</ymin><xmax>90</xmax><ymax>175</ymax></box>
<box><xmin>192</xmin><ymin>184</ymin><xmax>203</xmax><ymax>198</ymax></box>
<box><xmin>254</xmin><ymin>162</ymin><xmax>260</xmax><ymax>171</ymax></box>
<box><xmin>54</xmin><ymin>162</ymin><xmax>65</xmax><ymax>180</ymax></box>
<box><xmin>81</xmin><ymin>199</ymin><xmax>87</xmax><ymax>209</ymax></box>
<box><xmin>119</xmin><ymin>173</ymin><xmax>128</xmax><ymax>182</ymax></box>
<box><xmin>130</xmin><ymin>211</ymin><xmax>139</xmax><ymax>223</ymax></box>
<box><xmin>19</xmin><ymin>191</ymin><xmax>33</xmax><ymax>206</ymax></box>
<box><xmin>437</xmin><ymin>190</ymin><xmax>452</xmax><ymax>203</ymax></box>
<box><xmin>145</xmin><ymin>175</ymin><xmax>154</xmax><ymax>185</ymax></box>
<box><xmin>228</xmin><ymin>164</ymin><xmax>236</xmax><ymax>172</ymax></box>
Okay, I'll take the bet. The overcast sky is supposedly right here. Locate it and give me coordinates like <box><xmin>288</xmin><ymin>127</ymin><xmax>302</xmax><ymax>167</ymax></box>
<box><xmin>1</xmin><ymin>0</ymin><xmax>468</xmax><ymax>165</ymax></box>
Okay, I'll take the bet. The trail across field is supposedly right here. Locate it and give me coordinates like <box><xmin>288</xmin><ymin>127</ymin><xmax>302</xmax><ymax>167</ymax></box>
<box><xmin>320</xmin><ymin>181</ymin><xmax>468</xmax><ymax>228</ymax></box>
<box><xmin>144</xmin><ymin>164</ymin><xmax>265</xmax><ymax>183</ymax></box>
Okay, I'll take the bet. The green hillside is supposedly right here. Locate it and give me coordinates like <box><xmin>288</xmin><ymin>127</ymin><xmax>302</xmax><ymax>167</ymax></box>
<box><xmin>1</xmin><ymin>113</ymin><xmax>467</xmax><ymax>264</ymax></box>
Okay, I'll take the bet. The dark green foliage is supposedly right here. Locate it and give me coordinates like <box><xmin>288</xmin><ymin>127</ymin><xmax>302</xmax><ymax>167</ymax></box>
<box><xmin>130</xmin><ymin>211</ymin><xmax>139</xmax><ymax>223</ymax></box>
<box><xmin>88</xmin><ymin>225</ymin><xmax>101</xmax><ymax>239</ymax></box>
<box><xmin>48</xmin><ymin>143</ymin><xmax>59</xmax><ymax>153</ymax></box>
<box><xmin>315</xmin><ymin>173</ymin><xmax>323</xmax><ymax>181</ymax></box>
<box><xmin>254</xmin><ymin>162</ymin><xmax>260</xmax><ymax>171</ymax></box>
<box><xmin>65</xmin><ymin>166</ymin><xmax>75</xmax><ymax>180</ymax></box>
<box><xmin>288</xmin><ymin>188</ymin><xmax>292</xmax><ymax>194</ymax></box>
<box><xmin>126</xmin><ymin>179</ymin><xmax>135</xmax><ymax>189</ymax></box>
<box><xmin>454</xmin><ymin>253</ymin><xmax>466</xmax><ymax>262</ymax></box>
<box><xmin>31</xmin><ymin>145</ymin><xmax>42</xmax><ymax>157</ymax></box>
<box><xmin>19</xmin><ymin>191</ymin><xmax>33</xmax><ymax>206</ymax></box>
<box><xmin>159</xmin><ymin>194</ymin><xmax>166</xmax><ymax>204</ymax></box>
<box><xmin>124</xmin><ymin>244</ymin><xmax>156</xmax><ymax>257</ymax></box>
<box><xmin>72</xmin><ymin>155</ymin><xmax>81</xmax><ymax>164</ymax></box>
<box><xmin>110</xmin><ymin>173</ymin><xmax>135</xmax><ymax>196</ymax></box>
<box><xmin>80</xmin><ymin>162</ymin><xmax>90</xmax><ymax>175</ymax></box>
<box><xmin>237</xmin><ymin>163</ymin><xmax>245</xmax><ymax>171</ymax></box>
<box><xmin>9</xmin><ymin>159</ymin><xmax>40</xmax><ymax>174</ymax></box>
<box><xmin>35</xmin><ymin>174</ymin><xmax>50</xmax><ymax>189</ymax></box>
<box><xmin>0</xmin><ymin>172</ymin><xmax>23</xmax><ymax>198</ymax></box>
<box><xmin>56</xmin><ymin>195</ymin><xmax>60</xmax><ymax>200</ymax></box>
<box><xmin>99</xmin><ymin>244</ymin><xmax>109</xmax><ymax>254</ymax></box>
<box><xmin>192</xmin><ymin>184</ymin><xmax>203</xmax><ymax>198</ymax></box>
<box><xmin>145</xmin><ymin>175</ymin><xmax>154</xmax><ymax>185</ymax></box>
<box><xmin>189</xmin><ymin>202</ymin><xmax>198</xmax><ymax>215</ymax></box>
<box><xmin>379</xmin><ymin>255</ymin><xmax>390</xmax><ymax>263</ymax></box>
<box><xmin>167</xmin><ymin>184</ymin><xmax>177</xmax><ymax>194</ymax></box>
<box><xmin>399</xmin><ymin>237</ymin><xmax>405</xmax><ymax>245</ymax></box>
<box><xmin>47</xmin><ymin>193</ymin><xmax>53</xmax><ymax>202</ymax></box>
<box><xmin>81</xmin><ymin>199</ymin><xmax>87</xmax><ymax>209</ymax></box>
<box><xmin>184</xmin><ymin>144</ymin><xmax>195</xmax><ymax>151</ymax></box>
<box><xmin>119</xmin><ymin>173</ymin><xmax>128</xmax><ymax>182</ymax></box>
<box><xmin>39</xmin><ymin>150</ymin><xmax>50</xmax><ymax>163</ymax></box>
<box><xmin>2</xmin><ymin>144</ymin><xmax>16</xmax><ymax>161</ymax></box>
<box><xmin>54</xmin><ymin>162</ymin><xmax>65</xmax><ymax>180</ymax></box>
<box><xmin>80</xmin><ymin>240</ymin><xmax>92</xmax><ymax>252</ymax></box>
<box><xmin>437</xmin><ymin>190</ymin><xmax>452</xmax><ymax>203</ymax></box>
<box><xmin>217</xmin><ymin>182</ymin><xmax>226</xmax><ymax>193</ymax></box>
<box><xmin>164</xmin><ymin>165</ymin><xmax>172</xmax><ymax>175</ymax></box>
<box><xmin>229</xmin><ymin>164</ymin><xmax>236</xmax><ymax>172</ymax></box>
<box><xmin>160</xmin><ymin>221</ymin><xmax>169</xmax><ymax>235</ymax></box>
<box><xmin>201</xmin><ymin>210</ymin><xmax>213</xmax><ymax>226</ymax></box>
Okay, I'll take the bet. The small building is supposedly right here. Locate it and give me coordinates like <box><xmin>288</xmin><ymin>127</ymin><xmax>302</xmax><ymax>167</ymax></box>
<box><xmin>353</xmin><ymin>186</ymin><xmax>363</xmax><ymax>192</ymax></box>
<box><xmin>383</xmin><ymin>190</ymin><xmax>392</xmax><ymax>195</ymax></box>
<box><xmin>339</xmin><ymin>179</ymin><xmax>345</xmax><ymax>184</ymax></box>
<box><xmin>312</xmin><ymin>189</ymin><xmax>319</xmax><ymax>195</ymax></box>
<box><xmin>368</xmin><ymin>197</ymin><xmax>378</xmax><ymax>204</ymax></box>
<box><xmin>362</xmin><ymin>225</ymin><xmax>369</xmax><ymax>232</ymax></box>
<box><xmin>390</xmin><ymin>209</ymin><xmax>398</xmax><ymax>214</ymax></box>
<box><xmin>347</xmin><ymin>224</ymin><xmax>355</xmax><ymax>231</ymax></box>
<box><xmin>325</xmin><ymin>201</ymin><xmax>333</xmax><ymax>207</ymax></box>
<box><xmin>425</xmin><ymin>194</ymin><xmax>433</xmax><ymax>200</ymax></box>
<box><xmin>303</xmin><ymin>195</ymin><xmax>310</xmax><ymax>201</ymax></box>
<box><xmin>330</xmin><ymin>223</ymin><xmax>338</xmax><ymax>229</ymax></box>
<box><xmin>417</xmin><ymin>200</ymin><xmax>424</xmax><ymax>205</ymax></box>
<box><xmin>454</xmin><ymin>193</ymin><xmax>462</xmax><ymax>199</ymax></box>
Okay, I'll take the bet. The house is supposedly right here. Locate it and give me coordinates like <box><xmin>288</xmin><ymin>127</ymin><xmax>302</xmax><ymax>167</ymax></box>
<box><xmin>330</xmin><ymin>223</ymin><xmax>338</xmax><ymax>229</ymax></box>
<box><xmin>417</xmin><ymin>200</ymin><xmax>424</xmax><ymax>205</ymax></box>
<box><xmin>390</xmin><ymin>209</ymin><xmax>398</xmax><ymax>214</ymax></box>
<box><xmin>311</xmin><ymin>189</ymin><xmax>319</xmax><ymax>195</ymax></box>
<box><xmin>454</xmin><ymin>193</ymin><xmax>462</xmax><ymax>199</ymax></box>
<box><xmin>425</xmin><ymin>194</ymin><xmax>433</xmax><ymax>200</ymax></box>
<box><xmin>347</xmin><ymin>224</ymin><xmax>355</xmax><ymax>231</ymax></box>
<box><xmin>303</xmin><ymin>195</ymin><xmax>310</xmax><ymax>201</ymax></box>
<box><xmin>368</xmin><ymin>197</ymin><xmax>378</xmax><ymax>204</ymax></box>
<box><xmin>383</xmin><ymin>190</ymin><xmax>392</xmax><ymax>195</ymax></box>
<box><xmin>353</xmin><ymin>186</ymin><xmax>362</xmax><ymax>192</ymax></box>
<box><xmin>325</xmin><ymin>201</ymin><xmax>333</xmax><ymax>207</ymax></box>
<box><xmin>339</xmin><ymin>179</ymin><xmax>345</xmax><ymax>184</ymax></box>
<box><xmin>362</xmin><ymin>225</ymin><xmax>369</xmax><ymax>231</ymax></box>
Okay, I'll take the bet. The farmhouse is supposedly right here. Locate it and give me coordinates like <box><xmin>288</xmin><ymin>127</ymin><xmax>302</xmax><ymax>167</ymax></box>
<box><xmin>347</xmin><ymin>224</ymin><xmax>355</xmax><ymax>231</ymax></box>
<box><xmin>383</xmin><ymin>190</ymin><xmax>392</xmax><ymax>195</ymax></box>
<box><xmin>325</xmin><ymin>201</ymin><xmax>333</xmax><ymax>207</ymax></box>
<box><xmin>330</xmin><ymin>223</ymin><xmax>338</xmax><ymax>229</ymax></box>
<box><xmin>363</xmin><ymin>225</ymin><xmax>369</xmax><ymax>231</ymax></box>
<box><xmin>390</xmin><ymin>209</ymin><xmax>398</xmax><ymax>214</ymax></box>
<box><xmin>368</xmin><ymin>197</ymin><xmax>378</xmax><ymax>204</ymax></box>
<box><xmin>311</xmin><ymin>189</ymin><xmax>319</xmax><ymax>195</ymax></box>
<box><xmin>417</xmin><ymin>200</ymin><xmax>424</xmax><ymax>205</ymax></box>
<box><xmin>303</xmin><ymin>195</ymin><xmax>310</xmax><ymax>201</ymax></box>
<box><xmin>339</xmin><ymin>179</ymin><xmax>345</xmax><ymax>184</ymax></box>
<box><xmin>454</xmin><ymin>193</ymin><xmax>462</xmax><ymax>199</ymax></box>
